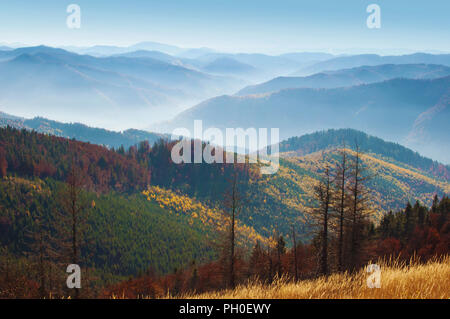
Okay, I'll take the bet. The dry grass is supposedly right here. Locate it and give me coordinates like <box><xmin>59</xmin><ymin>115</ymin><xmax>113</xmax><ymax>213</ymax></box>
<box><xmin>179</xmin><ymin>256</ymin><xmax>450</xmax><ymax>299</ymax></box>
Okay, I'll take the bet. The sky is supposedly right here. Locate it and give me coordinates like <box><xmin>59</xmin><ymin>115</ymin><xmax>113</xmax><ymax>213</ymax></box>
<box><xmin>0</xmin><ymin>0</ymin><xmax>449</xmax><ymax>54</ymax></box>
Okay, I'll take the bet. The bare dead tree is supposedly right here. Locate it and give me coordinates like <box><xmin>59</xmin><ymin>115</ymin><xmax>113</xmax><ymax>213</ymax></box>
<box><xmin>347</xmin><ymin>143</ymin><xmax>372</xmax><ymax>271</ymax></box>
<box><xmin>274</xmin><ymin>229</ymin><xmax>285</xmax><ymax>277</ymax></box>
<box><xmin>333</xmin><ymin>145</ymin><xmax>349</xmax><ymax>272</ymax></box>
<box><xmin>292</xmin><ymin>225</ymin><xmax>298</xmax><ymax>281</ymax></box>
<box><xmin>223</xmin><ymin>170</ymin><xmax>244</xmax><ymax>289</ymax></box>
<box><xmin>54</xmin><ymin>159</ymin><xmax>89</xmax><ymax>298</ymax></box>
<box><xmin>267</xmin><ymin>245</ymin><xmax>273</xmax><ymax>283</ymax></box>
<box><xmin>310</xmin><ymin>161</ymin><xmax>333</xmax><ymax>277</ymax></box>
<box><xmin>25</xmin><ymin>217</ymin><xmax>55</xmax><ymax>298</ymax></box>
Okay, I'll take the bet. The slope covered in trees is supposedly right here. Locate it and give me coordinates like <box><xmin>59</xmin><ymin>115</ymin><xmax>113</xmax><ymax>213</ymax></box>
<box><xmin>231</xmin><ymin>141</ymin><xmax>449</xmax><ymax>241</ymax></box>
<box><xmin>0</xmin><ymin>127</ymin><xmax>257</xmax><ymax>296</ymax></box>
<box><xmin>102</xmin><ymin>196</ymin><xmax>450</xmax><ymax>298</ymax></box>
<box><xmin>1</xmin><ymin>126</ymin><xmax>447</xmax><ymax>242</ymax></box>
<box><xmin>0</xmin><ymin>127</ymin><xmax>448</xmax><ymax>298</ymax></box>
<box><xmin>0</xmin><ymin>112</ymin><xmax>165</xmax><ymax>150</ymax></box>
<box><xmin>0</xmin><ymin>126</ymin><xmax>254</xmax><ymax>198</ymax></box>
<box><xmin>0</xmin><ymin>126</ymin><xmax>151</xmax><ymax>193</ymax></box>
<box><xmin>0</xmin><ymin>176</ymin><xmax>218</xmax><ymax>297</ymax></box>
<box><xmin>278</xmin><ymin>129</ymin><xmax>450</xmax><ymax>182</ymax></box>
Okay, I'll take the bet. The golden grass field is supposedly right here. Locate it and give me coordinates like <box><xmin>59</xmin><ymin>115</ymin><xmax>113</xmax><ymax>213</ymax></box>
<box><xmin>178</xmin><ymin>256</ymin><xmax>450</xmax><ymax>299</ymax></box>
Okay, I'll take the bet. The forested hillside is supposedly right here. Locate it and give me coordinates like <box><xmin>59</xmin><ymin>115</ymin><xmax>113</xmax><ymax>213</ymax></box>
<box><xmin>0</xmin><ymin>127</ymin><xmax>150</xmax><ymax>193</ymax></box>
<box><xmin>1</xmin><ymin>126</ymin><xmax>447</xmax><ymax>241</ymax></box>
<box><xmin>237</xmin><ymin>150</ymin><xmax>449</xmax><ymax>239</ymax></box>
<box><xmin>0</xmin><ymin>113</ymin><xmax>165</xmax><ymax>150</ymax></box>
<box><xmin>278</xmin><ymin>129</ymin><xmax>450</xmax><ymax>182</ymax></box>
<box><xmin>0</xmin><ymin>127</ymin><xmax>448</xmax><ymax>298</ymax></box>
<box><xmin>0</xmin><ymin>177</ymin><xmax>216</xmax><ymax>276</ymax></box>
<box><xmin>103</xmin><ymin>190</ymin><xmax>450</xmax><ymax>298</ymax></box>
<box><xmin>0</xmin><ymin>127</ymin><xmax>258</xmax><ymax>297</ymax></box>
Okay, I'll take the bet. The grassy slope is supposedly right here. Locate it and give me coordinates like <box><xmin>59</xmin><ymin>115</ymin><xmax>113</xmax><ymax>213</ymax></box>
<box><xmin>179</xmin><ymin>256</ymin><xmax>450</xmax><ymax>299</ymax></box>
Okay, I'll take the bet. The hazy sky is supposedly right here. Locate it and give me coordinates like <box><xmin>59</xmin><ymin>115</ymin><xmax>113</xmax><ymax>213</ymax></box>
<box><xmin>0</xmin><ymin>0</ymin><xmax>449</xmax><ymax>54</ymax></box>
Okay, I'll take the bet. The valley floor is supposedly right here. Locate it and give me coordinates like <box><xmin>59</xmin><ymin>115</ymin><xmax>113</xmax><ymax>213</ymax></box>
<box><xmin>176</xmin><ymin>257</ymin><xmax>450</xmax><ymax>299</ymax></box>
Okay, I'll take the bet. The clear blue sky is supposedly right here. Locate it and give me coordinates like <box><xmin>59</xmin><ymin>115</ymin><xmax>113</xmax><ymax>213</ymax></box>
<box><xmin>0</xmin><ymin>0</ymin><xmax>449</xmax><ymax>54</ymax></box>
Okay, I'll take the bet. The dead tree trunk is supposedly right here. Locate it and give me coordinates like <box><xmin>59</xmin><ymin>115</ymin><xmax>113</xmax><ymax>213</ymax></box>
<box><xmin>336</xmin><ymin>147</ymin><xmax>348</xmax><ymax>272</ymax></box>
<box><xmin>292</xmin><ymin>225</ymin><xmax>298</xmax><ymax>281</ymax></box>
<box><xmin>311</xmin><ymin>162</ymin><xmax>332</xmax><ymax>277</ymax></box>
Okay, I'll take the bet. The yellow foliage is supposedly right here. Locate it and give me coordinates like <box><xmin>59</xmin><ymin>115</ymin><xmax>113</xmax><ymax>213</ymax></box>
<box><xmin>143</xmin><ymin>186</ymin><xmax>269</xmax><ymax>247</ymax></box>
<box><xmin>178</xmin><ymin>256</ymin><xmax>450</xmax><ymax>299</ymax></box>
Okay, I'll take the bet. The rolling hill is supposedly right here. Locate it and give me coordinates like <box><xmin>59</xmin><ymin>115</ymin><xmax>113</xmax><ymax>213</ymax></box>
<box><xmin>0</xmin><ymin>176</ymin><xmax>217</xmax><ymax>277</ymax></box>
<box><xmin>242</xmin><ymin>145</ymin><xmax>449</xmax><ymax>238</ymax></box>
<box><xmin>0</xmin><ymin>127</ymin><xmax>266</xmax><ymax>277</ymax></box>
<box><xmin>277</xmin><ymin>129</ymin><xmax>450</xmax><ymax>182</ymax></box>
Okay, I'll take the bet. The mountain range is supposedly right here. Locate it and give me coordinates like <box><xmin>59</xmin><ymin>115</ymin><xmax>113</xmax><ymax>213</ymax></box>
<box><xmin>0</xmin><ymin>45</ymin><xmax>336</xmax><ymax>129</ymax></box>
<box><xmin>63</xmin><ymin>41</ymin><xmax>186</xmax><ymax>56</ymax></box>
<box><xmin>1</xmin><ymin>44</ymin><xmax>449</xmax><ymax>165</ymax></box>
<box><xmin>161</xmin><ymin>76</ymin><xmax>450</xmax><ymax>164</ymax></box>
<box><xmin>0</xmin><ymin>46</ymin><xmax>244</xmax><ymax>130</ymax></box>
<box><xmin>237</xmin><ymin>64</ymin><xmax>450</xmax><ymax>96</ymax></box>
<box><xmin>295</xmin><ymin>53</ymin><xmax>450</xmax><ymax>75</ymax></box>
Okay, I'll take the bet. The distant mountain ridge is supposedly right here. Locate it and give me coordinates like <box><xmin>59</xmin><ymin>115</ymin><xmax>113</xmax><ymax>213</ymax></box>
<box><xmin>63</xmin><ymin>44</ymin><xmax>335</xmax><ymax>80</ymax></box>
<box><xmin>295</xmin><ymin>53</ymin><xmax>450</xmax><ymax>75</ymax></box>
<box><xmin>65</xmin><ymin>41</ymin><xmax>185</xmax><ymax>56</ymax></box>
<box><xmin>0</xmin><ymin>46</ymin><xmax>243</xmax><ymax>129</ymax></box>
<box><xmin>204</xmin><ymin>57</ymin><xmax>258</xmax><ymax>74</ymax></box>
<box><xmin>0</xmin><ymin>112</ymin><xmax>165</xmax><ymax>149</ymax></box>
<box><xmin>163</xmin><ymin>76</ymin><xmax>450</xmax><ymax>164</ymax></box>
<box><xmin>237</xmin><ymin>64</ymin><xmax>450</xmax><ymax>96</ymax></box>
